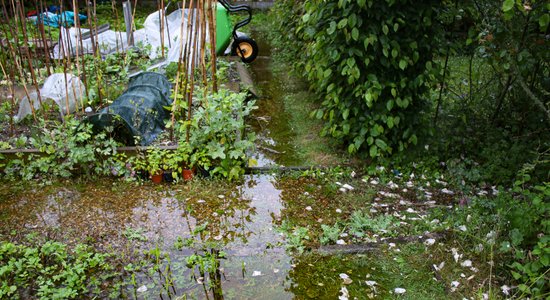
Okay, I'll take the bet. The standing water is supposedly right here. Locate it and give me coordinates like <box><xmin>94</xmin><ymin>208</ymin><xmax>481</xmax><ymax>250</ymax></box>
<box><xmin>247</xmin><ymin>31</ymin><xmax>305</xmax><ymax>167</ymax></box>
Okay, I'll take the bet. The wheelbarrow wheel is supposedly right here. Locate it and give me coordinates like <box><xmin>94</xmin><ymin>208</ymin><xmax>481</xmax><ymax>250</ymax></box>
<box><xmin>231</xmin><ymin>36</ymin><xmax>258</xmax><ymax>63</ymax></box>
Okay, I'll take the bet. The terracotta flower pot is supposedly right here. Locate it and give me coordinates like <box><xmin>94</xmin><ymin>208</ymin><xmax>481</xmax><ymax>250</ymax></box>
<box><xmin>150</xmin><ymin>171</ymin><xmax>164</xmax><ymax>184</ymax></box>
<box><xmin>182</xmin><ymin>168</ymin><xmax>194</xmax><ymax>181</ymax></box>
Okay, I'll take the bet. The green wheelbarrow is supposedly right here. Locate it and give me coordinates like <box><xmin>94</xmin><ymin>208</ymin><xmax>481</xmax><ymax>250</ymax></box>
<box><xmin>216</xmin><ymin>0</ymin><xmax>258</xmax><ymax>63</ymax></box>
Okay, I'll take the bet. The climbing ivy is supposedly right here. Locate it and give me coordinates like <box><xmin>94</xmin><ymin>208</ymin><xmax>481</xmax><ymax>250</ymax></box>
<box><xmin>277</xmin><ymin>0</ymin><xmax>442</xmax><ymax>157</ymax></box>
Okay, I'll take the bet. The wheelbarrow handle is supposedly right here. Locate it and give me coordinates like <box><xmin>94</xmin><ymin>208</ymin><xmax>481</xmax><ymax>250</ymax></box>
<box><xmin>217</xmin><ymin>0</ymin><xmax>252</xmax><ymax>39</ymax></box>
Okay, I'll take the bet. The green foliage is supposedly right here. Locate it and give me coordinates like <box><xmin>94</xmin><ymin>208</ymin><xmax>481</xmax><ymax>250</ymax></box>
<box><xmin>277</xmin><ymin>221</ymin><xmax>310</xmax><ymax>254</ymax></box>
<box><xmin>272</xmin><ymin>0</ymin><xmax>442</xmax><ymax>157</ymax></box>
<box><xmin>83</xmin><ymin>49</ymin><xmax>151</xmax><ymax>105</ymax></box>
<box><xmin>144</xmin><ymin>147</ymin><xmax>166</xmax><ymax>175</ymax></box>
<box><xmin>446</xmin><ymin>174</ymin><xmax>549</xmax><ymax>297</ymax></box>
<box><xmin>0</xmin><ymin>240</ymin><xmax>115</xmax><ymax>299</ymax></box>
<box><xmin>2</xmin><ymin>117</ymin><xmax>122</xmax><ymax>181</ymax></box>
<box><xmin>320</xmin><ymin>224</ymin><xmax>341</xmax><ymax>245</ymax></box>
<box><xmin>181</xmin><ymin>88</ymin><xmax>256</xmax><ymax>180</ymax></box>
<box><xmin>348</xmin><ymin>211</ymin><xmax>396</xmax><ymax>239</ymax></box>
<box><xmin>123</xmin><ymin>227</ymin><xmax>148</xmax><ymax>242</ymax></box>
<box><xmin>431</xmin><ymin>0</ymin><xmax>550</xmax><ymax>184</ymax></box>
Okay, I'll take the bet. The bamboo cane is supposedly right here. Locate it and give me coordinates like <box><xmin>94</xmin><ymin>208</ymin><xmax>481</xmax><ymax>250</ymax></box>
<box><xmin>56</xmin><ymin>0</ymin><xmax>72</xmax><ymax>116</ymax></box>
<box><xmin>0</xmin><ymin>52</ymin><xmax>16</xmax><ymax>135</ymax></box>
<box><xmin>13</xmin><ymin>0</ymin><xmax>45</xmax><ymax>120</ymax></box>
<box><xmin>170</xmin><ymin>0</ymin><xmax>188</xmax><ymax>141</ymax></box>
<box><xmin>37</xmin><ymin>0</ymin><xmax>52</xmax><ymax>76</ymax></box>
<box><xmin>72</xmin><ymin>0</ymin><xmax>84</xmax><ymax>113</ymax></box>
<box><xmin>159</xmin><ymin>0</ymin><xmax>165</xmax><ymax>59</ymax></box>
<box><xmin>199</xmin><ymin>0</ymin><xmax>208</xmax><ymax>93</ymax></box>
<box><xmin>186</xmin><ymin>0</ymin><xmax>200</xmax><ymax>143</ymax></box>
<box><xmin>1</xmin><ymin>0</ymin><xmax>37</xmax><ymax>120</ymax></box>
<box><xmin>207</xmin><ymin>0</ymin><xmax>217</xmax><ymax>93</ymax></box>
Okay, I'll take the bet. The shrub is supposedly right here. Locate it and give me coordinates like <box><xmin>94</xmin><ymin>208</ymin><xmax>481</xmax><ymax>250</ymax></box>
<box><xmin>273</xmin><ymin>0</ymin><xmax>443</xmax><ymax>157</ymax></box>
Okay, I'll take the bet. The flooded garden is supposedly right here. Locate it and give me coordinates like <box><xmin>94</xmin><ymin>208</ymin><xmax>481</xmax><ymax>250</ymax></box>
<box><xmin>1</xmin><ymin>1</ymin><xmax>549</xmax><ymax>299</ymax></box>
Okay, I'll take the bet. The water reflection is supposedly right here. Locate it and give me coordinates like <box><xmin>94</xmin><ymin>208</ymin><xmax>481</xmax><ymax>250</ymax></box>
<box><xmin>0</xmin><ymin>175</ymin><xmax>295</xmax><ymax>299</ymax></box>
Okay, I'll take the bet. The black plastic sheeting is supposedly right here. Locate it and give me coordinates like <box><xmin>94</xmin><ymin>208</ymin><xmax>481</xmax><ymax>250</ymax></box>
<box><xmin>88</xmin><ymin>72</ymin><xmax>173</xmax><ymax>146</ymax></box>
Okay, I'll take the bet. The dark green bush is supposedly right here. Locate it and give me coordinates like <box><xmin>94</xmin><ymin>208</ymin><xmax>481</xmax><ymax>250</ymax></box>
<box><xmin>273</xmin><ymin>0</ymin><xmax>443</xmax><ymax>157</ymax></box>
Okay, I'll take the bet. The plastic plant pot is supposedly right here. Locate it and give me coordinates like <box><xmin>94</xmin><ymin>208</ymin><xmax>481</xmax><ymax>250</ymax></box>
<box><xmin>151</xmin><ymin>171</ymin><xmax>164</xmax><ymax>184</ymax></box>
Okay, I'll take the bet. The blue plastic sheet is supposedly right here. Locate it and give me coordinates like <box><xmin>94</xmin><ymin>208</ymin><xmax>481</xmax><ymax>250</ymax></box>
<box><xmin>33</xmin><ymin>11</ymin><xmax>87</xmax><ymax>28</ymax></box>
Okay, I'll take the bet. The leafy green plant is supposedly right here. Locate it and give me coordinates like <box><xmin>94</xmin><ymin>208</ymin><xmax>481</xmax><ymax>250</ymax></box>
<box><xmin>2</xmin><ymin>117</ymin><xmax>120</xmax><ymax>181</ymax></box>
<box><xmin>123</xmin><ymin>227</ymin><xmax>148</xmax><ymax>242</ymax></box>
<box><xmin>145</xmin><ymin>147</ymin><xmax>167</xmax><ymax>176</ymax></box>
<box><xmin>320</xmin><ymin>224</ymin><xmax>341</xmax><ymax>245</ymax></box>
<box><xmin>277</xmin><ymin>221</ymin><xmax>311</xmax><ymax>254</ymax></box>
<box><xmin>178</xmin><ymin>88</ymin><xmax>257</xmax><ymax>180</ymax></box>
<box><xmin>0</xmin><ymin>240</ymin><xmax>116</xmax><ymax>299</ymax></box>
<box><xmin>348</xmin><ymin>211</ymin><xmax>396</xmax><ymax>239</ymax></box>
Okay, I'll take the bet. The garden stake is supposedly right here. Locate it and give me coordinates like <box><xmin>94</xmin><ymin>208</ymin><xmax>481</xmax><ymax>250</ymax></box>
<box><xmin>159</xmin><ymin>0</ymin><xmax>165</xmax><ymax>59</ymax></box>
<box><xmin>37</xmin><ymin>0</ymin><xmax>52</xmax><ymax>76</ymax></box>
<box><xmin>1</xmin><ymin>0</ymin><xmax>36</xmax><ymax>120</ymax></box>
<box><xmin>72</xmin><ymin>0</ymin><xmax>85</xmax><ymax>113</ymax></box>
<box><xmin>207</xmin><ymin>0</ymin><xmax>217</xmax><ymax>93</ymax></box>
<box><xmin>0</xmin><ymin>58</ymin><xmax>16</xmax><ymax>134</ymax></box>
<box><xmin>186</xmin><ymin>0</ymin><xmax>200</xmax><ymax>143</ymax></box>
<box><xmin>14</xmin><ymin>0</ymin><xmax>46</xmax><ymax>119</ymax></box>
<box><xmin>169</xmin><ymin>0</ymin><xmax>188</xmax><ymax>140</ymax></box>
<box><xmin>110</xmin><ymin>0</ymin><xmax>121</xmax><ymax>53</ymax></box>
<box><xmin>199</xmin><ymin>0</ymin><xmax>207</xmax><ymax>91</ymax></box>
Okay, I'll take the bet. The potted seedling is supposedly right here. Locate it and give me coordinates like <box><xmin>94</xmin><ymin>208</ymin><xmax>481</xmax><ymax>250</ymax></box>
<box><xmin>176</xmin><ymin>143</ymin><xmax>194</xmax><ymax>181</ymax></box>
<box><xmin>146</xmin><ymin>147</ymin><xmax>165</xmax><ymax>183</ymax></box>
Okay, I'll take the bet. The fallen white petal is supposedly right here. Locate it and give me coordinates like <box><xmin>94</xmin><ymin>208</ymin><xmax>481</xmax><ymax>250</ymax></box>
<box><xmin>461</xmin><ymin>260</ymin><xmax>472</xmax><ymax>267</ymax></box>
<box><xmin>394</xmin><ymin>288</ymin><xmax>406</xmax><ymax>294</ymax></box>
<box><xmin>342</xmin><ymin>184</ymin><xmax>354</xmax><ymax>191</ymax></box>
<box><xmin>424</xmin><ymin>238</ymin><xmax>436</xmax><ymax>246</ymax></box>
<box><xmin>441</xmin><ymin>188</ymin><xmax>454</xmax><ymax>195</ymax></box>
<box><xmin>501</xmin><ymin>285</ymin><xmax>511</xmax><ymax>295</ymax></box>
<box><xmin>339</xmin><ymin>286</ymin><xmax>349</xmax><ymax>300</ymax></box>
<box><xmin>433</xmin><ymin>261</ymin><xmax>445</xmax><ymax>271</ymax></box>
<box><xmin>137</xmin><ymin>285</ymin><xmax>148</xmax><ymax>293</ymax></box>
<box><xmin>252</xmin><ymin>271</ymin><xmax>262</xmax><ymax>277</ymax></box>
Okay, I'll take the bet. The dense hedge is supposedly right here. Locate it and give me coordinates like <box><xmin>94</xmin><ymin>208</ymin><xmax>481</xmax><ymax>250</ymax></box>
<box><xmin>273</xmin><ymin>0</ymin><xmax>443</xmax><ymax>157</ymax></box>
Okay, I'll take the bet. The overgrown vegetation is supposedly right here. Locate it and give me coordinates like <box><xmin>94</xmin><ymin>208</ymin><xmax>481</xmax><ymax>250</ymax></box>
<box><xmin>269</xmin><ymin>1</ymin><xmax>549</xmax><ymax>296</ymax></box>
<box><xmin>270</xmin><ymin>0</ymin><xmax>549</xmax><ymax>183</ymax></box>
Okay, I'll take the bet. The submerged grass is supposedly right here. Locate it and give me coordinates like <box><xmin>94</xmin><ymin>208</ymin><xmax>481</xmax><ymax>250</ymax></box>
<box><xmin>248</xmin><ymin>11</ymin><xmax>351</xmax><ymax>167</ymax></box>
